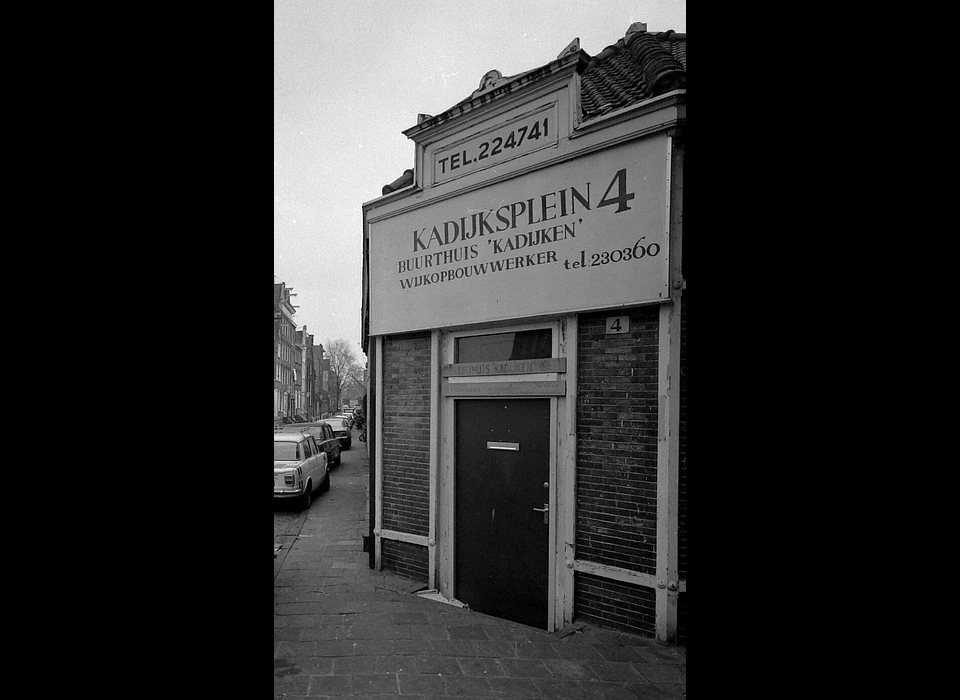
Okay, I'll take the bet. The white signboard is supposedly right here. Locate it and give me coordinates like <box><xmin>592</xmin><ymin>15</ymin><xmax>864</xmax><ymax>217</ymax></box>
<box><xmin>433</xmin><ymin>103</ymin><xmax>558</xmax><ymax>185</ymax></box>
<box><xmin>369</xmin><ymin>137</ymin><xmax>668</xmax><ymax>336</ymax></box>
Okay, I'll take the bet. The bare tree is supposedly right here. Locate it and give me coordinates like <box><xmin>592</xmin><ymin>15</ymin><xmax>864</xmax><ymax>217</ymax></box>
<box><xmin>325</xmin><ymin>339</ymin><xmax>360</xmax><ymax>410</ymax></box>
<box><xmin>345</xmin><ymin>365</ymin><xmax>366</xmax><ymax>396</ymax></box>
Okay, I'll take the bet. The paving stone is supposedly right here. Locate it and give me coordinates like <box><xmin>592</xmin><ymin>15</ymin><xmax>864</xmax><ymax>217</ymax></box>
<box><xmin>471</xmin><ymin>640</ymin><xmax>518</xmax><ymax>658</ymax></box>
<box><xmin>390</xmin><ymin>611</ymin><xmax>430</xmax><ymax>625</ymax></box>
<box><xmin>343</xmin><ymin>623</ymin><xmax>413</xmax><ymax>639</ymax></box>
<box><xmin>276</xmin><ymin>627</ymin><xmax>303</xmax><ymax>642</ymax></box>
<box><xmin>586</xmin><ymin>660</ymin><xmax>644</xmax><ymax>681</ymax></box>
<box><xmin>498</xmin><ymin>658</ymin><xmax>553</xmax><ymax>678</ymax></box>
<box><xmin>632</xmin><ymin>662</ymin><xmax>686</xmax><ymax>684</ymax></box>
<box><xmin>444</xmin><ymin>674</ymin><xmax>496</xmax><ymax>696</ymax></box>
<box><xmin>299</xmin><ymin>656</ymin><xmax>335</xmax><ymax>675</ymax></box>
<box><xmin>516</xmin><ymin>641</ymin><xmax>561</xmax><ymax>659</ymax></box>
<box><xmin>426</xmin><ymin>610</ymin><xmax>465</xmax><ymax>625</ymax></box>
<box><xmin>273</xmin><ymin>671</ymin><xmax>311</xmax><ymax>696</ymax></box>
<box><xmin>314</xmin><ymin>640</ymin><xmax>356</xmax><ymax>657</ymax></box>
<box><xmin>374</xmin><ymin>655</ymin><xmax>416</xmax><ymax>673</ymax></box>
<box><xmin>351</xmin><ymin>639</ymin><xmax>420</xmax><ymax>656</ymax></box>
<box><xmin>288</xmin><ymin>614</ymin><xmax>326</xmax><ymax>629</ymax></box>
<box><xmin>448</xmin><ymin>624</ymin><xmax>491</xmax><ymax>640</ymax></box>
<box><xmin>298</xmin><ymin>624</ymin><xmax>344</xmax><ymax>641</ymax></box>
<box><xmin>519</xmin><ymin>628</ymin><xmax>556</xmax><ymax>643</ymax></box>
<box><xmin>534</xmin><ymin>679</ymin><xmax>589</xmax><ymax>699</ymax></box>
<box><xmin>277</xmin><ymin>641</ymin><xmax>318</xmax><ymax>657</ymax></box>
<box><xmin>457</xmin><ymin>657</ymin><xmax>506</xmax><ymax>677</ymax></box>
<box><xmin>621</xmin><ymin>681</ymin><xmax>687</xmax><ymax>699</ymax></box>
<box><xmin>275</xmin><ymin>657</ymin><xmax>304</xmax><ymax>678</ymax></box>
<box><xmin>415</xmin><ymin>655</ymin><xmax>463</xmax><ymax>675</ymax></box>
<box><xmin>332</xmin><ymin>655</ymin><xmax>379</xmax><ymax>674</ymax></box>
<box><xmin>275</xmin><ymin>601</ymin><xmax>330</xmax><ymax>615</ymax></box>
<box><xmin>407</xmin><ymin>623</ymin><xmax>451</xmax><ymax>640</ymax></box>
<box><xmin>397</xmin><ymin>672</ymin><xmax>448</xmax><ymax>695</ymax></box>
<box><xmin>576</xmin><ymin>680</ymin><xmax>639</xmax><ymax>700</ymax></box>
<box><xmin>578</xmin><ymin>629</ymin><xmax>625</xmax><ymax>645</ymax></box>
<box><xmin>307</xmin><ymin>673</ymin><xmax>351</xmax><ymax>696</ymax></box>
<box><xmin>481</xmin><ymin>624</ymin><xmax>529</xmax><ymax>642</ymax></box>
<box><xmin>636</xmin><ymin>646</ymin><xmax>687</xmax><ymax>664</ymax></box>
<box><xmin>486</xmin><ymin>676</ymin><xmax>542</xmax><ymax>697</ymax></box>
<box><xmin>552</xmin><ymin>643</ymin><xmax>605</xmax><ymax>661</ymax></box>
<box><xmin>541</xmin><ymin>658</ymin><xmax>598</xmax><ymax>679</ymax></box>
<box><xmin>596</xmin><ymin>644</ymin><xmax>644</xmax><ymax>662</ymax></box>
<box><xmin>426</xmin><ymin>638</ymin><xmax>481</xmax><ymax>657</ymax></box>
<box><xmin>348</xmin><ymin>611</ymin><xmax>393</xmax><ymax>626</ymax></box>
<box><xmin>350</xmin><ymin>673</ymin><xmax>400</xmax><ymax>695</ymax></box>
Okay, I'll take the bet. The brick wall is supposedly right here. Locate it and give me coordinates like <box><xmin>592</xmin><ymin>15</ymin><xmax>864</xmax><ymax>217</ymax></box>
<box><xmin>573</xmin><ymin>306</ymin><xmax>660</xmax><ymax>634</ymax></box>
<box><xmin>381</xmin><ymin>539</ymin><xmax>429</xmax><ymax>583</ymax></box>
<box><xmin>574</xmin><ymin>571</ymin><xmax>657</xmax><ymax>638</ymax></box>
<box><xmin>575</xmin><ymin>306</ymin><xmax>660</xmax><ymax>575</ymax></box>
<box><xmin>380</xmin><ymin>332</ymin><xmax>431</xmax><ymax>581</ymax></box>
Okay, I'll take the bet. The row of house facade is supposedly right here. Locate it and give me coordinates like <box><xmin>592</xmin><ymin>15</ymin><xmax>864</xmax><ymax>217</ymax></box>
<box><xmin>274</xmin><ymin>281</ymin><xmax>335</xmax><ymax>423</ymax></box>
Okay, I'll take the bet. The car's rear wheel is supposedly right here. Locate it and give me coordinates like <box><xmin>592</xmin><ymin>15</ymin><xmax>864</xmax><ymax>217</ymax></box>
<box><xmin>321</xmin><ymin>471</ymin><xmax>330</xmax><ymax>492</ymax></box>
<box><xmin>299</xmin><ymin>481</ymin><xmax>313</xmax><ymax>510</ymax></box>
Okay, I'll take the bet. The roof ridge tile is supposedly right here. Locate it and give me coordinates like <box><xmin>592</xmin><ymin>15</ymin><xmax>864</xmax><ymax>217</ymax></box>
<box><xmin>625</xmin><ymin>30</ymin><xmax>686</xmax><ymax>96</ymax></box>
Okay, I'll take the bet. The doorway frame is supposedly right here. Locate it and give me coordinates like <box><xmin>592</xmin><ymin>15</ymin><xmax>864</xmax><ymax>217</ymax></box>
<box><xmin>437</xmin><ymin>318</ymin><xmax>570</xmax><ymax>631</ymax></box>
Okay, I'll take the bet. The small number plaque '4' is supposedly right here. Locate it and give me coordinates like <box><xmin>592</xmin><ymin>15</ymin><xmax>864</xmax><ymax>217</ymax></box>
<box><xmin>606</xmin><ymin>316</ymin><xmax>629</xmax><ymax>334</ymax></box>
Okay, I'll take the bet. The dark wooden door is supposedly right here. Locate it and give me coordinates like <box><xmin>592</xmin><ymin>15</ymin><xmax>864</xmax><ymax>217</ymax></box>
<box><xmin>455</xmin><ymin>398</ymin><xmax>550</xmax><ymax>628</ymax></box>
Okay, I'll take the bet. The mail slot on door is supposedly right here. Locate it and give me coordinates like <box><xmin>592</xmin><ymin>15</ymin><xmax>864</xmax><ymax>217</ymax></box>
<box><xmin>487</xmin><ymin>441</ymin><xmax>520</xmax><ymax>451</ymax></box>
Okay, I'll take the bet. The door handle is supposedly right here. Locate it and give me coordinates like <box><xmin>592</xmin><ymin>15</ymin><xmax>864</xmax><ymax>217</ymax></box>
<box><xmin>532</xmin><ymin>503</ymin><xmax>549</xmax><ymax>524</ymax></box>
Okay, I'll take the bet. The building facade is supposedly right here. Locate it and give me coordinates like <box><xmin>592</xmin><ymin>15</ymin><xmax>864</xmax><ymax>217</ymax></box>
<box><xmin>362</xmin><ymin>23</ymin><xmax>686</xmax><ymax>643</ymax></box>
<box><xmin>274</xmin><ymin>282</ymin><xmax>299</xmax><ymax>422</ymax></box>
<box><xmin>307</xmin><ymin>339</ymin><xmax>325</xmax><ymax>419</ymax></box>
<box><xmin>294</xmin><ymin>328</ymin><xmax>306</xmax><ymax>419</ymax></box>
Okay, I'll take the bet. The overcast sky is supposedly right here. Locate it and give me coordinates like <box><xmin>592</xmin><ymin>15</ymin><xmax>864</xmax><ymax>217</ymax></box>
<box><xmin>274</xmin><ymin>0</ymin><xmax>687</xmax><ymax>362</ymax></box>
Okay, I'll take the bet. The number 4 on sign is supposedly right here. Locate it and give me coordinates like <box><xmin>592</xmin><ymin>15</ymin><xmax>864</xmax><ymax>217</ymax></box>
<box><xmin>606</xmin><ymin>316</ymin><xmax>629</xmax><ymax>334</ymax></box>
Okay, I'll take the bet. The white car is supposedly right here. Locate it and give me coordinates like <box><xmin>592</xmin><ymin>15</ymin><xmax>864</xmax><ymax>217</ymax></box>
<box><xmin>334</xmin><ymin>412</ymin><xmax>355</xmax><ymax>429</ymax></box>
<box><xmin>274</xmin><ymin>432</ymin><xmax>329</xmax><ymax>509</ymax></box>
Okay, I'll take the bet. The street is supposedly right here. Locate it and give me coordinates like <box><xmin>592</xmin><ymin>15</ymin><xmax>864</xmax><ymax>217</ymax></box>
<box><xmin>274</xmin><ymin>427</ymin><xmax>365</xmax><ymax>565</ymax></box>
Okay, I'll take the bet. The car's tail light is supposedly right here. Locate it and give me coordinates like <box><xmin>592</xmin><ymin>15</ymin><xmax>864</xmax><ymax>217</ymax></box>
<box><xmin>284</xmin><ymin>474</ymin><xmax>295</xmax><ymax>486</ymax></box>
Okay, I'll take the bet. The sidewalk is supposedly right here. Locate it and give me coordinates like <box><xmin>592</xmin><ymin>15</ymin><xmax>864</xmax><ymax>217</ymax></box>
<box><xmin>274</xmin><ymin>445</ymin><xmax>686</xmax><ymax>699</ymax></box>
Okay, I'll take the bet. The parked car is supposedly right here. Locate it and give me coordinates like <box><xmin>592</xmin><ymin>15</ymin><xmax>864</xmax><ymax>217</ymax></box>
<box><xmin>274</xmin><ymin>431</ymin><xmax>329</xmax><ymax>509</ymax></box>
<box><xmin>276</xmin><ymin>422</ymin><xmax>341</xmax><ymax>467</ymax></box>
<box><xmin>334</xmin><ymin>412</ymin><xmax>355</xmax><ymax>429</ymax></box>
<box><xmin>320</xmin><ymin>417</ymin><xmax>352</xmax><ymax>450</ymax></box>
